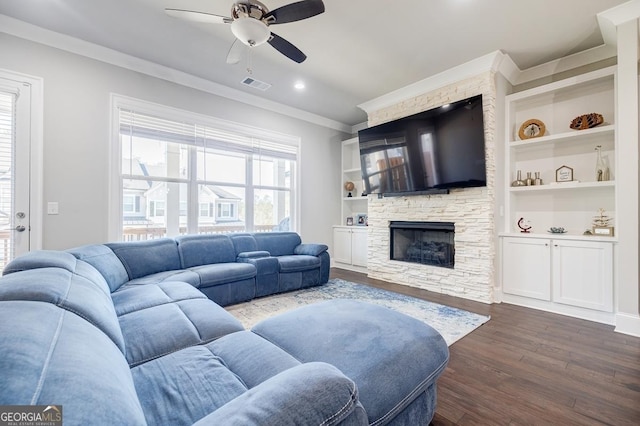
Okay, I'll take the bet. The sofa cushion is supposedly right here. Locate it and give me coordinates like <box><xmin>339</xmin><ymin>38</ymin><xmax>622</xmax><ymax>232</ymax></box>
<box><xmin>252</xmin><ymin>232</ymin><xmax>302</xmax><ymax>256</ymax></box>
<box><xmin>68</xmin><ymin>244</ymin><xmax>130</xmax><ymax>292</ymax></box>
<box><xmin>123</xmin><ymin>269</ymin><xmax>201</xmax><ymax>288</ymax></box>
<box><xmin>277</xmin><ymin>254</ymin><xmax>321</xmax><ymax>273</ymax></box>
<box><xmin>111</xmin><ymin>280</ymin><xmax>208</xmax><ymax>316</ymax></box>
<box><xmin>176</xmin><ymin>234</ymin><xmax>237</xmax><ymax>268</ymax></box>
<box><xmin>0</xmin><ymin>301</ymin><xmax>146</xmax><ymax>425</ymax></box>
<box><xmin>229</xmin><ymin>233</ymin><xmax>259</xmax><ymax>254</ymax></box>
<box><xmin>193</xmin><ymin>362</ymin><xmax>368</xmax><ymax>426</ymax></box>
<box><xmin>3</xmin><ymin>249</ymin><xmax>78</xmax><ymax>275</ymax></box>
<box><xmin>294</xmin><ymin>243</ymin><xmax>329</xmax><ymax>256</ymax></box>
<box><xmin>131</xmin><ymin>344</ymin><xmax>248</xmax><ymax>426</ymax></box>
<box><xmin>189</xmin><ymin>262</ymin><xmax>256</xmax><ymax>287</ymax></box>
<box><xmin>116</xmin><ymin>284</ymin><xmax>244</xmax><ymax>366</ymax></box>
<box><xmin>0</xmin><ymin>267</ymin><xmax>126</xmax><ymax>354</ymax></box>
<box><xmin>206</xmin><ymin>331</ymin><xmax>300</xmax><ymax>389</ymax></box>
<box><xmin>106</xmin><ymin>238</ymin><xmax>181</xmax><ymax>280</ymax></box>
<box><xmin>236</xmin><ymin>250</ymin><xmax>270</xmax><ymax>259</ymax></box>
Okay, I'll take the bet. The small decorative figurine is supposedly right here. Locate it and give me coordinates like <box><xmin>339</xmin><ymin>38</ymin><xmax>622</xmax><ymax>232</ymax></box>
<box><xmin>592</xmin><ymin>208</ymin><xmax>614</xmax><ymax>236</ymax></box>
<box><xmin>344</xmin><ymin>181</ymin><xmax>355</xmax><ymax>197</ymax></box>
<box><xmin>517</xmin><ymin>217</ymin><xmax>532</xmax><ymax>233</ymax></box>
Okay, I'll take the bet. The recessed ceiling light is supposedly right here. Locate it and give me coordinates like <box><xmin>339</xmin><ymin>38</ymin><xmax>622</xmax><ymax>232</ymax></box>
<box><xmin>294</xmin><ymin>81</ymin><xmax>305</xmax><ymax>90</ymax></box>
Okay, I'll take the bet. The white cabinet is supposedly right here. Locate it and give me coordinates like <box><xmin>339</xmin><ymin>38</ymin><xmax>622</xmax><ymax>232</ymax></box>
<box><xmin>333</xmin><ymin>227</ymin><xmax>353</xmax><ymax>264</ymax></box>
<box><xmin>501</xmin><ymin>236</ymin><xmax>614</xmax><ymax>321</ymax></box>
<box><xmin>340</xmin><ymin>137</ymin><xmax>367</xmax><ymax>224</ymax></box>
<box><xmin>504</xmin><ymin>66</ymin><xmax>616</xmax><ymax>236</ymax></box>
<box><xmin>502</xmin><ymin>237</ymin><xmax>551</xmax><ymax>301</ymax></box>
<box><xmin>552</xmin><ymin>239</ymin><xmax>613</xmax><ymax>312</ymax></box>
<box><xmin>500</xmin><ymin>66</ymin><xmax>618</xmax><ymax>325</ymax></box>
<box><xmin>333</xmin><ymin>226</ymin><xmax>367</xmax><ymax>271</ymax></box>
<box><xmin>351</xmin><ymin>228</ymin><xmax>368</xmax><ymax>267</ymax></box>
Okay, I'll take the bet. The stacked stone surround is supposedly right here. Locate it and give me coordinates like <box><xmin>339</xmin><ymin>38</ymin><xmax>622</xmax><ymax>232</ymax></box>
<box><xmin>365</xmin><ymin>71</ymin><xmax>497</xmax><ymax>303</ymax></box>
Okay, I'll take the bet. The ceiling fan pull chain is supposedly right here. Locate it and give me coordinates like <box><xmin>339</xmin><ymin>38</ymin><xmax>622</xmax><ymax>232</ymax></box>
<box><xmin>247</xmin><ymin>48</ymin><xmax>253</xmax><ymax>75</ymax></box>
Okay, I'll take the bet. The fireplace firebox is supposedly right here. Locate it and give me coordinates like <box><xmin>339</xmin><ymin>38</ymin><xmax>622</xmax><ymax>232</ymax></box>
<box><xmin>389</xmin><ymin>221</ymin><xmax>455</xmax><ymax>268</ymax></box>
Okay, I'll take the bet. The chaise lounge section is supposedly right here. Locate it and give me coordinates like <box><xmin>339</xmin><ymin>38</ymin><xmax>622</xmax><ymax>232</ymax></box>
<box><xmin>0</xmin><ymin>231</ymin><xmax>449</xmax><ymax>425</ymax></box>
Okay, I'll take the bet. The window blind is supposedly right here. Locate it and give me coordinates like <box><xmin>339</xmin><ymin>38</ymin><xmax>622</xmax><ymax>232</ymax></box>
<box><xmin>119</xmin><ymin>109</ymin><xmax>296</xmax><ymax>160</ymax></box>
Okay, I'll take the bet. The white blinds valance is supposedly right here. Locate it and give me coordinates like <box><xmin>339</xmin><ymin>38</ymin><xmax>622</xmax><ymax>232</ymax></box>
<box><xmin>119</xmin><ymin>108</ymin><xmax>297</xmax><ymax>160</ymax></box>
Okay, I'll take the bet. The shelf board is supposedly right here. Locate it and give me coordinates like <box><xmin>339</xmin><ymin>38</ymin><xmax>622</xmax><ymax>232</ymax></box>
<box><xmin>510</xmin><ymin>180</ymin><xmax>614</xmax><ymax>193</ymax></box>
<box><xmin>343</xmin><ymin>167</ymin><xmax>362</xmax><ymax>174</ymax></box>
<box><xmin>343</xmin><ymin>196</ymin><xmax>368</xmax><ymax>201</ymax></box>
<box><xmin>509</xmin><ymin>124</ymin><xmax>614</xmax><ymax>149</ymax></box>
<box><xmin>499</xmin><ymin>232</ymin><xmax>617</xmax><ymax>243</ymax></box>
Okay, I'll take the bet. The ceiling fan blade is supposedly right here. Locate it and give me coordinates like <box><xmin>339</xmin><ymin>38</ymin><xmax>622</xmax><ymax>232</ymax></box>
<box><xmin>226</xmin><ymin>39</ymin><xmax>245</xmax><ymax>64</ymax></box>
<box><xmin>165</xmin><ymin>8</ymin><xmax>233</xmax><ymax>24</ymax></box>
<box><xmin>264</xmin><ymin>0</ymin><xmax>325</xmax><ymax>25</ymax></box>
<box><xmin>268</xmin><ymin>32</ymin><xmax>306</xmax><ymax>63</ymax></box>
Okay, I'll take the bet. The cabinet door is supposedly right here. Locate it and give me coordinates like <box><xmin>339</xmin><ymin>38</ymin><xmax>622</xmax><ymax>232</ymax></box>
<box><xmin>333</xmin><ymin>228</ymin><xmax>352</xmax><ymax>264</ymax></box>
<box><xmin>552</xmin><ymin>240</ymin><xmax>613</xmax><ymax>312</ymax></box>
<box><xmin>502</xmin><ymin>237</ymin><xmax>551</xmax><ymax>300</ymax></box>
<box><xmin>351</xmin><ymin>228</ymin><xmax>368</xmax><ymax>267</ymax></box>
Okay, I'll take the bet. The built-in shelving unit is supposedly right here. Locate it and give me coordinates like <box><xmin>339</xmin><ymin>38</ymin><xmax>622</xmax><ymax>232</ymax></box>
<box><xmin>339</xmin><ymin>137</ymin><xmax>368</xmax><ymax>221</ymax></box>
<box><xmin>500</xmin><ymin>66</ymin><xmax>617</xmax><ymax>324</ymax></box>
<box><xmin>334</xmin><ymin>137</ymin><xmax>368</xmax><ymax>272</ymax></box>
<box><xmin>504</xmin><ymin>66</ymin><xmax>616</xmax><ymax>237</ymax></box>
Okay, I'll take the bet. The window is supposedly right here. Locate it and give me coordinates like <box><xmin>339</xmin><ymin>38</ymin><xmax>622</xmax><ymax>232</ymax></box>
<box><xmin>216</xmin><ymin>202</ymin><xmax>235</xmax><ymax>220</ymax></box>
<box><xmin>113</xmin><ymin>97</ymin><xmax>298</xmax><ymax>240</ymax></box>
<box><xmin>199</xmin><ymin>203</ymin><xmax>212</xmax><ymax>217</ymax></box>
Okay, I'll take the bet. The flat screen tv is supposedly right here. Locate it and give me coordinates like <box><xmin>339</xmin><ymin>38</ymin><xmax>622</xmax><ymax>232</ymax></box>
<box><xmin>358</xmin><ymin>94</ymin><xmax>485</xmax><ymax>196</ymax></box>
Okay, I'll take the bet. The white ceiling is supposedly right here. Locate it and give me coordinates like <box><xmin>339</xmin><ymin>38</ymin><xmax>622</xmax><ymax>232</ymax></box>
<box><xmin>0</xmin><ymin>0</ymin><xmax>629</xmax><ymax>127</ymax></box>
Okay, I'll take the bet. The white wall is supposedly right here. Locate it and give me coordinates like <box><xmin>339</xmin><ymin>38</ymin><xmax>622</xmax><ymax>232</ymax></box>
<box><xmin>0</xmin><ymin>33</ymin><xmax>345</xmax><ymax>250</ymax></box>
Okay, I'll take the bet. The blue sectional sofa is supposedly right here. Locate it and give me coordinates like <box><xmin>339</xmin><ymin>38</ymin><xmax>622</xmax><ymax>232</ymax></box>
<box><xmin>0</xmin><ymin>231</ymin><xmax>450</xmax><ymax>425</ymax></box>
<box><xmin>69</xmin><ymin>231</ymin><xmax>330</xmax><ymax>307</ymax></box>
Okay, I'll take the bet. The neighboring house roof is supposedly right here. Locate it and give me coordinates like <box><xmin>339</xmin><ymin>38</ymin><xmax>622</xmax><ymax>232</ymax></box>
<box><xmin>203</xmin><ymin>185</ymin><xmax>240</xmax><ymax>201</ymax></box>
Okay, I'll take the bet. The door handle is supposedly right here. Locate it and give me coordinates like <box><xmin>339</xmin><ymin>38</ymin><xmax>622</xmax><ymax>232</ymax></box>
<box><xmin>14</xmin><ymin>225</ymin><xmax>26</xmax><ymax>232</ymax></box>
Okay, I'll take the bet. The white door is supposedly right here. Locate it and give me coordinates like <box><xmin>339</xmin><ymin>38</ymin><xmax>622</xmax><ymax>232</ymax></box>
<box><xmin>351</xmin><ymin>228</ymin><xmax>368</xmax><ymax>267</ymax></box>
<box><xmin>0</xmin><ymin>77</ymin><xmax>34</xmax><ymax>268</ymax></box>
<box><xmin>333</xmin><ymin>227</ymin><xmax>352</xmax><ymax>264</ymax></box>
<box><xmin>552</xmin><ymin>239</ymin><xmax>613</xmax><ymax>312</ymax></box>
<box><xmin>502</xmin><ymin>237</ymin><xmax>551</xmax><ymax>301</ymax></box>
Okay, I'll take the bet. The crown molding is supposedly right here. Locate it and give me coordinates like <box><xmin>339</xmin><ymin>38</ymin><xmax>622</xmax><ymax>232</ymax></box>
<box><xmin>598</xmin><ymin>0</ymin><xmax>640</xmax><ymax>47</ymax></box>
<box><xmin>0</xmin><ymin>14</ymin><xmax>352</xmax><ymax>134</ymax></box>
<box><xmin>515</xmin><ymin>44</ymin><xmax>618</xmax><ymax>85</ymax></box>
<box><xmin>357</xmin><ymin>51</ymin><xmax>517</xmax><ymax>115</ymax></box>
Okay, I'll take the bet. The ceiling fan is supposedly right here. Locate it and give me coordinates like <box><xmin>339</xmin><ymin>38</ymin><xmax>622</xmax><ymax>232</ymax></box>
<box><xmin>165</xmin><ymin>0</ymin><xmax>325</xmax><ymax>64</ymax></box>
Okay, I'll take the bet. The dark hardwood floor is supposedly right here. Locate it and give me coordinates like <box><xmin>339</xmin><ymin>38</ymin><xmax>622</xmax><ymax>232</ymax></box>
<box><xmin>330</xmin><ymin>268</ymin><xmax>640</xmax><ymax>425</ymax></box>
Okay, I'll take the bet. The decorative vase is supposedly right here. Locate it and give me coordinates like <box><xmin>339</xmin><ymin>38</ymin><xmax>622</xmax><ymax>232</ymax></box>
<box><xmin>525</xmin><ymin>172</ymin><xmax>533</xmax><ymax>186</ymax></box>
<box><xmin>511</xmin><ymin>170</ymin><xmax>526</xmax><ymax>187</ymax></box>
<box><xmin>595</xmin><ymin>145</ymin><xmax>609</xmax><ymax>181</ymax></box>
<box><xmin>533</xmin><ymin>172</ymin><xmax>542</xmax><ymax>185</ymax></box>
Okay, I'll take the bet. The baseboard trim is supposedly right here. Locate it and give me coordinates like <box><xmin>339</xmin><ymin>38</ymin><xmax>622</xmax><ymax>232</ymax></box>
<box><xmin>615</xmin><ymin>313</ymin><xmax>640</xmax><ymax>337</ymax></box>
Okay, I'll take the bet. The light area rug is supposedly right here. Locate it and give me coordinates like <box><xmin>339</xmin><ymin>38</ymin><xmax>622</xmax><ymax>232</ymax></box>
<box><xmin>226</xmin><ymin>278</ymin><xmax>490</xmax><ymax>346</ymax></box>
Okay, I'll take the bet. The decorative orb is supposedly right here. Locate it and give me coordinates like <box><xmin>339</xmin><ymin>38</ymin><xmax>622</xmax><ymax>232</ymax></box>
<box><xmin>344</xmin><ymin>181</ymin><xmax>355</xmax><ymax>192</ymax></box>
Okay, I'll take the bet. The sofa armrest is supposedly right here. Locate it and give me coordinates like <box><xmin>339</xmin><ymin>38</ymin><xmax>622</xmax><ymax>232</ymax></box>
<box><xmin>193</xmin><ymin>362</ymin><xmax>367</xmax><ymax>426</ymax></box>
<box><xmin>236</xmin><ymin>250</ymin><xmax>271</xmax><ymax>260</ymax></box>
<box><xmin>294</xmin><ymin>243</ymin><xmax>328</xmax><ymax>257</ymax></box>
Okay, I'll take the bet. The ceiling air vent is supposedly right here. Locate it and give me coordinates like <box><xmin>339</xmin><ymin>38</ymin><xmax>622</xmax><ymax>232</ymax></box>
<box><xmin>241</xmin><ymin>76</ymin><xmax>271</xmax><ymax>91</ymax></box>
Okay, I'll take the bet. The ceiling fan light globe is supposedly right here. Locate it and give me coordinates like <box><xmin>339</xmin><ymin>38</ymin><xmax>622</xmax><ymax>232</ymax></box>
<box><xmin>231</xmin><ymin>17</ymin><xmax>270</xmax><ymax>47</ymax></box>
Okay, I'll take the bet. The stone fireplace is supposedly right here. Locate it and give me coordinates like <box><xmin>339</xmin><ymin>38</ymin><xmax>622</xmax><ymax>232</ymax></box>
<box><xmin>390</xmin><ymin>221</ymin><xmax>455</xmax><ymax>268</ymax></box>
<box><xmin>362</xmin><ymin>71</ymin><xmax>497</xmax><ymax>304</ymax></box>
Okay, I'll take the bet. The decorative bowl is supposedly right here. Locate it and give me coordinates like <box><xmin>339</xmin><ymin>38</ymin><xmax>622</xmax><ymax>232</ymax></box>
<box><xmin>548</xmin><ymin>227</ymin><xmax>566</xmax><ymax>234</ymax></box>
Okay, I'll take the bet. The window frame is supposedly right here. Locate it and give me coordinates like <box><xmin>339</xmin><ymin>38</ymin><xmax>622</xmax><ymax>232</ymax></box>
<box><xmin>109</xmin><ymin>95</ymin><xmax>300</xmax><ymax>241</ymax></box>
